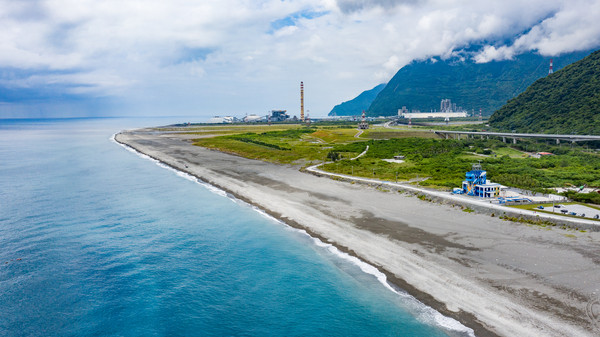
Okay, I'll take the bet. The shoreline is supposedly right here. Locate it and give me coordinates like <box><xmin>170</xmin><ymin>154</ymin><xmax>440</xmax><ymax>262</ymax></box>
<box><xmin>112</xmin><ymin>133</ymin><xmax>482</xmax><ymax>336</ymax></box>
<box><xmin>115</xmin><ymin>129</ymin><xmax>600</xmax><ymax>337</ymax></box>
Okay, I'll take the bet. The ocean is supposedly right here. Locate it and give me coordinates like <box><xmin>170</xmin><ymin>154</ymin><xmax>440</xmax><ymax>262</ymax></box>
<box><xmin>0</xmin><ymin>118</ymin><xmax>472</xmax><ymax>336</ymax></box>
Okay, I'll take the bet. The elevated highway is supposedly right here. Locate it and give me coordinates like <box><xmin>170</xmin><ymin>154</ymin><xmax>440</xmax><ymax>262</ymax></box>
<box><xmin>433</xmin><ymin>130</ymin><xmax>600</xmax><ymax>144</ymax></box>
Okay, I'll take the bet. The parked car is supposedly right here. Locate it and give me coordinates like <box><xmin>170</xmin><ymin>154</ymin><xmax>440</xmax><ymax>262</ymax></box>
<box><xmin>560</xmin><ymin>209</ymin><xmax>568</xmax><ymax>213</ymax></box>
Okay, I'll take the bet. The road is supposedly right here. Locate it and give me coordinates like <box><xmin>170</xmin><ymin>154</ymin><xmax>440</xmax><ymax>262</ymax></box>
<box><xmin>305</xmin><ymin>162</ymin><xmax>600</xmax><ymax>230</ymax></box>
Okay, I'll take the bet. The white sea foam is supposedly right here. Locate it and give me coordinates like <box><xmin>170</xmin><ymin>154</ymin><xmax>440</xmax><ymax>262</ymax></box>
<box><xmin>309</xmin><ymin>238</ymin><xmax>475</xmax><ymax>336</ymax></box>
<box><xmin>114</xmin><ymin>134</ymin><xmax>475</xmax><ymax>336</ymax></box>
<box><xmin>320</xmin><ymin>240</ymin><xmax>397</xmax><ymax>292</ymax></box>
<box><xmin>305</xmin><ymin>231</ymin><xmax>475</xmax><ymax>336</ymax></box>
<box><xmin>195</xmin><ymin>180</ymin><xmax>229</xmax><ymax>198</ymax></box>
<box><xmin>250</xmin><ymin>206</ymin><xmax>282</xmax><ymax>223</ymax></box>
<box><xmin>114</xmin><ymin>134</ymin><xmax>226</xmax><ymax>194</ymax></box>
<box><xmin>431</xmin><ymin>311</ymin><xmax>476</xmax><ymax>336</ymax></box>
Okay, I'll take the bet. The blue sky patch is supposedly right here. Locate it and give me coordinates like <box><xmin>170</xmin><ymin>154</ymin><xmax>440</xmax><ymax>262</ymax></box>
<box><xmin>269</xmin><ymin>10</ymin><xmax>328</xmax><ymax>33</ymax></box>
<box><xmin>174</xmin><ymin>47</ymin><xmax>216</xmax><ymax>64</ymax></box>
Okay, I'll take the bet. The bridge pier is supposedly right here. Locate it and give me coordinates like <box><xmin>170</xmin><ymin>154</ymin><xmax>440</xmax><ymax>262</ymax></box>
<box><xmin>431</xmin><ymin>131</ymin><xmax>599</xmax><ymax>144</ymax></box>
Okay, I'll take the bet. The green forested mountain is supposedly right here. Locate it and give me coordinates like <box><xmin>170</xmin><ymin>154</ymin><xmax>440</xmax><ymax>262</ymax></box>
<box><xmin>489</xmin><ymin>50</ymin><xmax>600</xmax><ymax>134</ymax></box>
<box><xmin>329</xmin><ymin>83</ymin><xmax>385</xmax><ymax>116</ymax></box>
<box><xmin>367</xmin><ymin>50</ymin><xmax>591</xmax><ymax>117</ymax></box>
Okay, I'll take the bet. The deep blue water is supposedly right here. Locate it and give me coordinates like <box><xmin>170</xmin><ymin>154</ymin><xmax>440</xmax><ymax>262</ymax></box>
<box><xmin>0</xmin><ymin>118</ymin><xmax>472</xmax><ymax>336</ymax></box>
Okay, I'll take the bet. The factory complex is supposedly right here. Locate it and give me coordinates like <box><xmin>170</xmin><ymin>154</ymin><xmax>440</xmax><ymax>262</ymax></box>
<box><xmin>398</xmin><ymin>98</ymin><xmax>469</xmax><ymax>119</ymax></box>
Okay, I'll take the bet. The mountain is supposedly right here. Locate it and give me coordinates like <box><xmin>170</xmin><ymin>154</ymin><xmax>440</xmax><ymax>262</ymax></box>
<box><xmin>367</xmin><ymin>50</ymin><xmax>591</xmax><ymax>117</ymax></box>
<box><xmin>489</xmin><ymin>50</ymin><xmax>600</xmax><ymax>134</ymax></box>
<box><xmin>328</xmin><ymin>83</ymin><xmax>385</xmax><ymax>116</ymax></box>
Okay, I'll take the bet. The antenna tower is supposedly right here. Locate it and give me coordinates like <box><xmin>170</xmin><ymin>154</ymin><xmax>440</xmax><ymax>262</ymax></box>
<box><xmin>549</xmin><ymin>58</ymin><xmax>554</xmax><ymax>74</ymax></box>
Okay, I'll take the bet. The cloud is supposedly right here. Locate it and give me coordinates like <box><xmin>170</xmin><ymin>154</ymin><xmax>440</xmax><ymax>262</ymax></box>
<box><xmin>473</xmin><ymin>45</ymin><xmax>516</xmax><ymax>63</ymax></box>
<box><xmin>0</xmin><ymin>0</ymin><xmax>599</xmax><ymax>118</ymax></box>
<box><xmin>473</xmin><ymin>0</ymin><xmax>600</xmax><ymax>62</ymax></box>
<box><xmin>335</xmin><ymin>0</ymin><xmax>420</xmax><ymax>13</ymax></box>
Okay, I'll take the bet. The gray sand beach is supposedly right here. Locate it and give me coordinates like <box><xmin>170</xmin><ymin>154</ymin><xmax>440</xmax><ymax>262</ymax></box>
<box><xmin>115</xmin><ymin>129</ymin><xmax>600</xmax><ymax>337</ymax></box>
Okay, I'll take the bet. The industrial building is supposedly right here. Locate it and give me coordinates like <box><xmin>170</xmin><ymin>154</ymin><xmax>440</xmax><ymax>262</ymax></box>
<box><xmin>270</xmin><ymin>110</ymin><xmax>289</xmax><ymax>122</ymax></box>
<box><xmin>243</xmin><ymin>114</ymin><xmax>264</xmax><ymax>122</ymax></box>
<box><xmin>358</xmin><ymin>111</ymin><xmax>369</xmax><ymax>129</ymax></box>
<box><xmin>398</xmin><ymin>99</ymin><xmax>468</xmax><ymax>119</ymax></box>
<box><xmin>401</xmin><ymin>111</ymin><xmax>468</xmax><ymax>119</ymax></box>
<box><xmin>460</xmin><ymin>163</ymin><xmax>500</xmax><ymax>198</ymax></box>
<box><xmin>206</xmin><ymin>116</ymin><xmax>235</xmax><ymax>124</ymax></box>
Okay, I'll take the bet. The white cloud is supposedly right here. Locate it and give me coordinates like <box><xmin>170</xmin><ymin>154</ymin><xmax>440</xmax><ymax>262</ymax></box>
<box><xmin>473</xmin><ymin>45</ymin><xmax>516</xmax><ymax>63</ymax></box>
<box><xmin>472</xmin><ymin>0</ymin><xmax>600</xmax><ymax>61</ymax></box>
<box><xmin>0</xmin><ymin>0</ymin><xmax>599</xmax><ymax>118</ymax></box>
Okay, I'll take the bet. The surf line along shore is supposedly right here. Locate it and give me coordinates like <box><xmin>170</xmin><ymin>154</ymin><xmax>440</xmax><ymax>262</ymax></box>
<box><xmin>115</xmin><ymin>129</ymin><xmax>600</xmax><ymax>337</ymax></box>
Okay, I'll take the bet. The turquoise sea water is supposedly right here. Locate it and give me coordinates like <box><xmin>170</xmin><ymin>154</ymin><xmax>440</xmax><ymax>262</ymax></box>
<box><xmin>0</xmin><ymin>118</ymin><xmax>472</xmax><ymax>336</ymax></box>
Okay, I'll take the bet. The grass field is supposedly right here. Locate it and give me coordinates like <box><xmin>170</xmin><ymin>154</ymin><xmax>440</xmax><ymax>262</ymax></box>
<box><xmin>191</xmin><ymin>124</ymin><xmax>368</xmax><ymax>165</ymax></box>
<box><xmin>186</xmin><ymin>122</ymin><xmax>600</xmax><ymax>198</ymax></box>
<box><xmin>492</xmin><ymin>147</ymin><xmax>527</xmax><ymax>158</ymax></box>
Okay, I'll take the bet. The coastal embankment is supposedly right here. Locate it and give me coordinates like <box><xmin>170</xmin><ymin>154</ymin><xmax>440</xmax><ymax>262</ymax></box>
<box><xmin>304</xmin><ymin>163</ymin><xmax>600</xmax><ymax>232</ymax></box>
<box><xmin>116</xmin><ymin>128</ymin><xmax>600</xmax><ymax>337</ymax></box>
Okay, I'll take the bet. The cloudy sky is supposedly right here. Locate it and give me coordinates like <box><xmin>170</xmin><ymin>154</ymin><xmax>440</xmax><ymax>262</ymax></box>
<box><xmin>1</xmin><ymin>0</ymin><xmax>599</xmax><ymax>119</ymax></box>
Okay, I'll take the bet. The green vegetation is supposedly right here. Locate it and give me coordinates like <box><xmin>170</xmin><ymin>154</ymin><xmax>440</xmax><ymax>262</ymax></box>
<box><xmin>498</xmin><ymin>215</ymin><xmax>558</xmax><ymax>228</ymax></box>
<box><xmin>489</xmin><ymin>49</ymin><xmax>600</xmax><ymax>134</ymax></box>
<box><xmin>367</xmin><ymin>50</ymin><xmax>591</xmax><ymax>117</ymax></box>
<box><xmin>322</xmin><ymin>137</ymin><xmax>600</xmax><ymax>190</ymax></box>
<box><xmin>360</xmin><ymin>128</ymin><xmax>438</xmax><ymax>140</ymax></box>
<box><xmin>192</xmin><ymin>125</ymin><xmax>365</xmax><ymax>164</ymax></box>
<box><xmin>560</xmin><ymin>191</ymin><xmax>600</xmax><ymax>205</ymax></box>
<box><xmin>189</xmin><ymin>122</ymin><xmax>600</xmax><ymax>203</ymax></box>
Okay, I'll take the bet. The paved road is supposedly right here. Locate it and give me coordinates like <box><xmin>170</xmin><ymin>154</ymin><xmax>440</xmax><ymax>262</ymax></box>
<box><xmin>306</xmin><ymin>162</ymin><xmax>600</xmax><ymax>230</ymax></box>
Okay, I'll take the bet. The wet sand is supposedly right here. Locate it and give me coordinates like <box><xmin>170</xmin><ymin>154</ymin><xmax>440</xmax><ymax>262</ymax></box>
<box><xmin>115</xmin><ymin>129</ymin><xmax>600</xmax><ymax>337</ymax></box>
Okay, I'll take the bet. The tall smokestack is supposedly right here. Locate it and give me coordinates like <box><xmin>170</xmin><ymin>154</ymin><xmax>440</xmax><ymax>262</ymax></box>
<box><xmin>300</xmin><ymin>81</ymin><xmax>305</xmax><ymax>122</ymax></box>
<box><xmin>549</xmin><ymin>58</ymin><xmax>554</xmax><ymax>74</ymax></box>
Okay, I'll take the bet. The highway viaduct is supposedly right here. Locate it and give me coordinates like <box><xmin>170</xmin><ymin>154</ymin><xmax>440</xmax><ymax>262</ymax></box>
<box><xmin>433</xmin><ymin>130</ymin><xmax>600</xmax><ymax>144</ymax></box>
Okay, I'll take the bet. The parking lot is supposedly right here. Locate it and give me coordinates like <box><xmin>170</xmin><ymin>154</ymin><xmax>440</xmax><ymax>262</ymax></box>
<box><xmin>542</xmin><ymin>204</ymin><xmax>600</xmax><ymax>219</ymax></box>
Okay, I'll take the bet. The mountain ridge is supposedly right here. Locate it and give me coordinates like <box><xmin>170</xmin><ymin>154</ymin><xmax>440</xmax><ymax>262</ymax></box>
<box><xmin>328</xmin><ymin>83</ymin><xmax>385</xmax><ymax>116</ymax></box>
<box><xmin>489</xmin><ymin>49</ymin><xmax>600</xmax><ymax>134</ymax></box>
<box><xmin>366</xmin><ymin>50</ymin><xmax>592</xmax><ymax>117</ymax></box>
